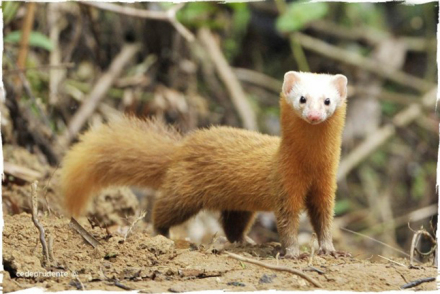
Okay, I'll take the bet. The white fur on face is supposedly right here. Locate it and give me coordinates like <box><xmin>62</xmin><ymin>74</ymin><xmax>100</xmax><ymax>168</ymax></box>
<box><xmin>284</xmin><ymin>72</ymin><xmax>346</xmax><ymax>125</ymax></box>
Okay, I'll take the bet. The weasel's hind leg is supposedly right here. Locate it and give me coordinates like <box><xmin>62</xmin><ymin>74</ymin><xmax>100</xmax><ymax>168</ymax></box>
<box><xmin>152</xmin><ymin>193</ymin><xmax>202</xmax><ymax>238</ymax></box>
<box><xmin>221</xmin><ymin>210</ymin><xmax>256</xmax><ymax>243</ymax></box>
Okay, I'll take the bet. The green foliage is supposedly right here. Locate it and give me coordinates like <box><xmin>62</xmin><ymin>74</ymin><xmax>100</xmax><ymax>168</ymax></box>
<box><xmin>381</xmin><ymin>101</ymin><xmax>398</xmax><ymax>116</ymax></box>
<box><xmin>411</xmin><ymin>162</ymin><xmax>436</xmax><ymax>201</ymax></box>
<box><xmin>177</xmin><ymin>2</ymin><xmax>221</xmax><ymax>29</ymax></box>
<box><xmin>334</xmin><ymin>199</ymin><xmax>351</xmax><ymax>216</ymax></box>
<box><xmin>227</xmin><ymin>3</ymin><xmax>250</xmax><ymax>37</ymax></box>
<box><xmin>276</xmin><ymin>2</ymin><xmax>328</xmax><ymax>33</ymax></box>
<box><xmin>392</xmin><ymin>3</ymin><xmax>436</xmax><ymax>36</ymax></box>
<box><xmin>4</xmin><ymin>31</ymin><xmax>54</xmax><ymax>51</ymax></box>
<box><xmin>342</xmin><ymin>3</ymin><xmax>386</xmax><ymax>30</ymax></box>
<box><xmin>3</xmin><ymin>1</ymin><xmax>21</xmax><ymax>25</ymax></box>
<box><xmin>370</xmin><ymin>150</ymin><xmax>387</xmax><ymax>168</ymax></box>
<box><xmin>223</xmin><ymin>3</ymin><xmax>251</xmax><ymax>61</ymax></box>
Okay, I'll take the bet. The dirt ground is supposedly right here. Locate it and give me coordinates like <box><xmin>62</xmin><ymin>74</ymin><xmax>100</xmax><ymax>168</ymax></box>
<box><xmin>2</xmin><ymin>145</ymin><xmax>439</xmax><ymax>292</ymax></box>
<box><xmin>2</xmin><ymin>212</ymin><xmax>438</xmax><ymax>292</ymax></box>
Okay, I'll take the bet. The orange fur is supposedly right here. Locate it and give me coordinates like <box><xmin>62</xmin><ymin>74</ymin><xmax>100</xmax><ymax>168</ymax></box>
<box><xmin>61</xmin><ymin>117</ymin><xmax>182</xmax><ymax>216</ymax></box>
<box><xmin>61</xmin><ymin>79</ymin><xmax>347</xmax><ymax>256</ymax></box>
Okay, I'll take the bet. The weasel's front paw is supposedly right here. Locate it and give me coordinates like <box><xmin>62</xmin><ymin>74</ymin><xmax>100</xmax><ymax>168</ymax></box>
<box><xmin>318</xmin><ymin>248</ymin><xmax>351</xmax><ymax>258</ymax></box>
<box><xmin>282</xmin><ymin>247</ymin><xmax>308</xmax><ymax>259</ymax></box>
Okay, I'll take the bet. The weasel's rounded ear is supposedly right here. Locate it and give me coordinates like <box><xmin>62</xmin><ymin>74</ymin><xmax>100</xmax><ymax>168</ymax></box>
<box><xmin>282</xmin><ymin>71</ymin><xmax>301</xmax><ymax>97</ymax></box>
<box><xmin>333</xmin><ymin>74</ymin><xmax>348</xmax><ymax>100</ymax></box>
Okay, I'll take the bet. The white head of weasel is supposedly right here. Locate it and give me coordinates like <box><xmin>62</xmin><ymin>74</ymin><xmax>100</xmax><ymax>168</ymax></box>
<box><xmin>282</xmin><ymin>71</ymin><xmax>348</xmax><ymax>125</ymax></box>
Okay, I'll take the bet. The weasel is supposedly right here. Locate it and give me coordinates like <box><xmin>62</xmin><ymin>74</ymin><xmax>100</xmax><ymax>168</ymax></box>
<box><xmin>61</xmin><ymin>71</ymin><xmax>348</xmax><ymax>258</ymax></box>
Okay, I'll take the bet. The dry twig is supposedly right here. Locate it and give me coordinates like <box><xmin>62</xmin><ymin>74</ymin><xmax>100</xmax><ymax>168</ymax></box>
<box><xmin>82</xmin><ymin>2</ymin><xmax>194</xmax><ymax>42</ymax></box>
<box><xmin>3</xmin><ymin>162</ymin><xmax>41</xmax><ymax>182</ymax></box>
<box><xmin>30</xmin><ymin>181</ymin><xmax>50</xmax><ymax>266</ymax></box>
<box><xmin>47</xmin><ymin>231</ymin><xmax>56</xmax><ymax>264</ymax></box>
<box><xmin>63</xmin><ymin>43</ymin><xmax>140</xmax><ymax>145</ymax></box>
<box><xmin>307</xmin><ymin>20</ymin><xmax>435</xmax><ymax>52</ymax></box>
<box><xmin>3</xmin><ymin>63</ymin><xmax>74</xmax><ymax>75</ymax></box>
<box><xmin>340</xmin><ymin>227</ymin><xmax>410</xmax><ymax>257</ymax></box>
<box><xmin>124</xmin><ymin>211</ymin><xmax>147</xmax><ymax>241</ymax></box>
<box><xmin>69</xmin><ymin>217</ymin><xmax>101</xmax><ymax>248</ymax></box>
<box><xmin>409</xmin><ymin>228</ymin><xmax>436</xmax><ymax>268</ymax></box>
<box><xmin>199</xmin><ymin>28</ymin><xmax>258</xmax><ymax>131</ymax></box>
<box><xmin>377</xmin><ymin>255</ymin><xmax>406</xmax><ymax>268</ymax></box>
<box><xmin>308</xmin><ymin>233</ymin><xmax>317</xmax><ymax>267</ymax></box>
<box><xmin>234</xmin><ymin>68</ymin><xmax>282</xmax><ymax>94</ymax></box>
<box><xmin>400</xmin><ymin>277</ymin><xmax>435</xmax><ymax>289</ymax></box>
<box><xmin>17</xmin><ymin>3</ymin><xmax>36</xmax><ymax>70</ymax></box>
<box><xmin>224</xmin><ymin>251</ymin><xmax>322</xmax><ymax>288</ymax></box>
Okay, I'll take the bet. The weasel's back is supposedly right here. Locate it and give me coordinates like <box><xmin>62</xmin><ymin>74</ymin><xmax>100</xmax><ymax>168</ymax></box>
<box><xmin>164</xmin><ymin>127</ymin><xmax>280</xmax><ymax>211</ymax></box>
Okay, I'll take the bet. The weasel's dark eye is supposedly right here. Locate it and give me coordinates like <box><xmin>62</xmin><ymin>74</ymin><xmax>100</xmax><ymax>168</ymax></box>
<box><xmin>324</xmin><ymin>98</ymin><xmax>331</xmax><ymax>106</ymax></box>
<box><xmin>300</xmin><ymin>96</ymin><xmax>307</xmax><ymax>104</ymax></box>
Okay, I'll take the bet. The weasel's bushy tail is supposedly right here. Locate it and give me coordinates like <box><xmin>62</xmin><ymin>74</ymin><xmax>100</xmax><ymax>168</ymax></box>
<box><xmin>61</xmin><ymin>116</ymin><xmax>182</xmax><ymax>217</ymax></box>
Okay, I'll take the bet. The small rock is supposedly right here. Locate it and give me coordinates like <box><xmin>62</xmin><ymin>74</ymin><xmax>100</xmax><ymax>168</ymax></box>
<box><xmin>227</xmin><ymin>281</ymin><xmax>245</xmax><ymax>287</ymax></box>
<box><xmin>69</xmin><ymin>279</ymin><xmax>84</xmax><ymax>290</ymax></box>
<box><xmin>259</xmin><ymin>274</ymin><xmax>276</xmax><ymax>284</ymax></box>
<box><xmin>123</xmin><ymin>267</ymin><xmax>141</xmax><ymax>279</ymax></box>
<box><xmin>168</xmin><ymin>286</ymin><xmax>185</xmax><ymax>293</ymax></box>
<box><xmin>178</xmin><ymin>268</ymin><xmax>204</xmax><ymax>278</ymax></box>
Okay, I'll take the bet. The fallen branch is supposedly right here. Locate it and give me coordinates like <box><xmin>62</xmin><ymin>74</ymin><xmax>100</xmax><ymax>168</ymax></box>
<box><xmin>307</xmin><ymin>20</ymin><xmax>435</xmax><ymax>52</ymax></box>
<box><xmin>400</xmin><ymin>277</ymin><xmax>435</xmax><ymax>289</ymax></box>
<box><xmin>233</xmin><ymin>68</ymin><xmax>282</xmax><ymax>94</ymax></box>
<box><xmin>337</xmin><ymin>87</ymin><xmax>438</xmax><ymax>181</ymax></box>
<box><xmin>199</xmin><ymin>28</ymin><xmax>258</xmax><ymax>131</ymax></box>
<box><xmin>224</xmin><ymin>251</ymin><xmax>322</xmax><ymax>288</ymax></box>
<box><xmin>62</xmin><ymin>43</ymin><xmax>140</xmax><ymax>145</ymax></box>
<box><xmin>83</xmin><ymin>2</ymin><xmax>194</xmax><ymax>42</ymax></box>
<box><xmin>69</xmin><ymin>217</ymin><xmax>101</xmax><ymax>248</ymax></box>
<box><xmin>3</xmin><ymin>162</ymin><xmax>42</xmax><ymax>182</ymax></box>
<box><xmin>3</xmin><ymin>63</ymin><xmax>74</xmax><ymax>75</ymax></box>
<box><xmin>30</xmin><ymin>181</ymin><xmax>50</xmax><ymax>266</ymax></box>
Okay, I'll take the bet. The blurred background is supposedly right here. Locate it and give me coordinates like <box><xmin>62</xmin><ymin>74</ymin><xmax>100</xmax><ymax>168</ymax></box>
<box><xmin>2</xmin><ymin>1</ymin><xmax>438</xmax><ymax>260</ymax></box>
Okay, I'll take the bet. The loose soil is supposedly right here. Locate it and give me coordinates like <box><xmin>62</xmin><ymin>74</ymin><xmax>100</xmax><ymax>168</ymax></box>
<box><xmin>2</xmin><ymin>212</ymin><xmax>438</xmax><ymax>292</ymax></box>
<box><xmin>2</xmin><ymin>145</ymin><xmax>438</xmax><ymax>292</ymax></box>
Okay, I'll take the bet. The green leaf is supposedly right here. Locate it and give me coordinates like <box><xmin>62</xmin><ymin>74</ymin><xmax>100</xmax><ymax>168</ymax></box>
<box><xmin>334</xmin><ymin>199</ymin><xmax>351</xmax><ymax>215</ymax></box>
<box><xmin>177</xmin><ymin>2</ymin><xmax>219</xmax><ymax>29</ymax></box>
<box><xmin>3</xmin><ymin>1</ymin><xmax>21</xmax><ymax>25</ymax></box>
<box><xmin>228</xmin><ymin>3</ymin><xmax>251</xmax><ymax>36</ymax></box>
<box><xmin>4</xmin><ymin>31</ymin><xmax>53</xmax><ymax>51</ymax></box>
<box><xmin>343</xmin><ymin>3</ymin><xmax>386</xmax><ymax>31</ymax></box>
<box><xmin>276</xmin><ymin>2</ymin><xmax>328</xmax><ymax>33</ymax></box>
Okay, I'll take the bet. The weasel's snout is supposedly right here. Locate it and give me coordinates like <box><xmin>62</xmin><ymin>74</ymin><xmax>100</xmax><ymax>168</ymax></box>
<box><xmin>306</xmin><ymin>111</ymin><xmax>323</xmax><ymax>123</ymax></box>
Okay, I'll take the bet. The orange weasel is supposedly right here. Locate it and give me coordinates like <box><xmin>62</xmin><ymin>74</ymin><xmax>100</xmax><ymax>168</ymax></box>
<box><xmin>61</xmin><ymin>71</ymin><xmax>348</xmax><ymax>258</ymax></box>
